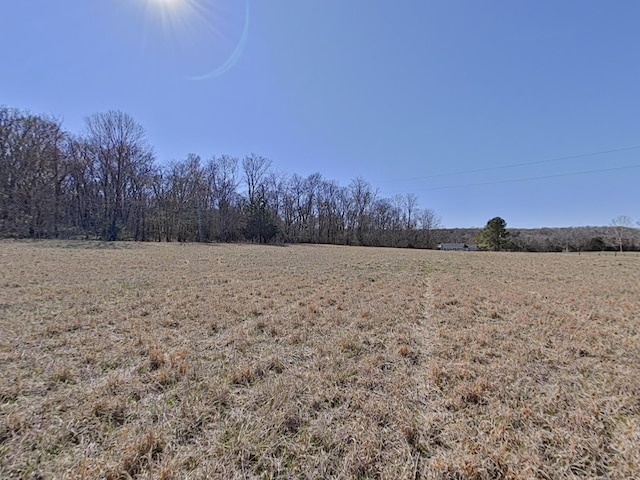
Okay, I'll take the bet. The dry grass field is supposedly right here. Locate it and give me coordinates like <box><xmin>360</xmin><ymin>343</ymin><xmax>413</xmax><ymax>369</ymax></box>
<box><xmin>1</xmin><ymin>240</ymin><xmax>639</xmax><ymax>479</ymax></box>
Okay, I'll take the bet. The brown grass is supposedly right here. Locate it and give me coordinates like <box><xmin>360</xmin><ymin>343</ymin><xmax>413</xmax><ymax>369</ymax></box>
<box><xmin>0</xmin><ymin>240</ymin><xmax>638</xmax><ymax>479</ymax></box>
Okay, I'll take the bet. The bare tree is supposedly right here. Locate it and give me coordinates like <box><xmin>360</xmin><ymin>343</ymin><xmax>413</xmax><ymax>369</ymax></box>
<box><xmin>162</xmin><ymin>155</ymin><xmax>206</xmax><ymax>242</ymax></box>
<box><xmin>389</xmin><ymin>194</ymin><xmax>405</xmax><ymax>245</ymax></box>
<box><xmin>242</xmin><ymin>153</ymin><xmax>272</xmax><ymax>206</ymax></box>
<box><xmin>208</xmin><ymin>155</ymin><xmax>242</xmax><ymax>242</ymax></box>
<box><xmin>370</xmin><ymin>198</ymin><xmax>395</xmax><ymax>246</ymax></box>
<box><xmin>280</xmin><ymin>176</ymin><xmax>297</xmax><ymax>242</ymax></box>
<box><xmin>84</xmin><ymin>111</ymin><xmax>155</xmax><ymax>240</ymax></box>
<box><xmin>418</xmin><ymin>208</ymin><xmax>442</xmax><ymax>248</ymax></box>
<box><xmin>404</xmin><ymin>193</ymin><xmax>419</xmax><ymax>230</ymax></box>
<box><xmin>0</xmin><ymin>108</ymin><xmax>68</xmax><ymax>238</ymax></box>
<box><xmin>404</xmin><ymin>193</ymin><xmax>420</xmax><ymax>246</ymax></box>
<box><xmin>348</xmin><ymin>177</ymin><xmax>377</xmax><ymax>245</ymax></box>
<box><xmin>611</xmin><ymin>215</ymin><xmax>632</xmax><ymax>252</ymax></box>
<box><xmin>242</xmin><ymin>154</ymin><xmax>279</xmax><ymax>243</ymax></box>
<box><xmin>298</xmin><ymin>173</ymin><xmax>322</xmax><ymax>242</ymax></box>
<box><xmin>263</xmin><ymin>171</ymin><xmax>287</xmax><ymax>219</ymax></box>
<box><xmin>65</xmin><ymin>135</ymin><xmax>103</xmax><ymax>238</ymax></box>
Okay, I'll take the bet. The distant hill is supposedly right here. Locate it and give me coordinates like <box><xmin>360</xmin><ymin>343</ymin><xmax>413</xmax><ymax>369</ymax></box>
<box><xmin>433</xmin><ymin>226</ymin><xmax>640</xmax><ymax>252</ymax></box>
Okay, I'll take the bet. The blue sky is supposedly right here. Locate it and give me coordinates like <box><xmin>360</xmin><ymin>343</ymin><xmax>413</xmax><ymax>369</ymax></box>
<box><xmin>2</xmin><ymin>0</ymin><xmax>639</xmax><ymax>228</ymax></box>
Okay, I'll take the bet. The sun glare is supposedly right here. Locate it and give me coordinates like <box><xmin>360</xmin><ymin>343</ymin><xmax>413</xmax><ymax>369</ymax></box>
<box><xmin>141</xmin><ymin>0</ymin><xmax>200</xmax><ymax>38</ymax></box>
<box><xmin>138</xmin><ymin>0</ymin><xmax>249</xmax><ymax>79</ymax></box>
<box><xmin>148</xmin><ymin>0</ymin><xmax>187</xmax><ymax>15</ymax></box>
<box><xmin>151</xmin><ymin>0</ymin><xmax>182</xmax><ymax>7</ymax></box>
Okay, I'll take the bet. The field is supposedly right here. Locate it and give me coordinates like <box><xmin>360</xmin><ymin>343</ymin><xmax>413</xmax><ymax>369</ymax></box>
<box><xmin>1</xmin><ymin>240</ymin><xmax>639</xmax><ymax>479</ymax></box>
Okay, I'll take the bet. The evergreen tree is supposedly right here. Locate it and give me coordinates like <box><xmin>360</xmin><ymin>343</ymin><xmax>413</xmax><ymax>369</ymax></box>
<box><xmin>245</xmin><ymin>197</ymin><xmax>278</xmax><ymax>243</ymax></box>
<box><xmin>477</xmin><ymin>217</ymin><xmax>510</xmax><ymax>251</ymax></box>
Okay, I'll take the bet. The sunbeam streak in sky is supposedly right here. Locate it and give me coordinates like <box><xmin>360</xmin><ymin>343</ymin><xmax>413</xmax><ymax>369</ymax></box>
<box><xmin>141</xmin><ymin>0</ymin><xmax>249</xmax><ymax>79</ymax></box>
<box><xmin>189</xmin><ymin>2</ymin><xmax>249</xmax><ymax>80</ymax></box>
<box><xmin>143</xmin><ymin>0</ymin><xmax>202</xmax><ymax>37</ymax></box>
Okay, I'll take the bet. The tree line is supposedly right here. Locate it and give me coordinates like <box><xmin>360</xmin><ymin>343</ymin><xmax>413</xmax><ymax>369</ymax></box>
<box><xmin>0</xmin><ymin>107</ymin><xmax>442</xmax><ymax>247</ymax></box>
<box><xmin>439</xmin><ymin>221</ymin><xmax>640</xmax><ymax>253</ymax></box>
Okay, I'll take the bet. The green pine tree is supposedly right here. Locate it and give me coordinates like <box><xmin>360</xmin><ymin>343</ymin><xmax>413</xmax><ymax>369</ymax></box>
<box><xmin>477</xmin><ymin>217</ymin><xmax>510</xmax><ymax>251</ymax></box>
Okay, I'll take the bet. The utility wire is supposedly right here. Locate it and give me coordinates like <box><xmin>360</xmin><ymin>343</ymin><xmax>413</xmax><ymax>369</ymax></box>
<box><xmin>398</xmin><ymin>145</ymin><xmax>640</xmax><ymax>180</ymax></box>
<box><xmin>424</xmin><ymin>164</ymin><xmax>640</xmax><ymax>191</ymax></box>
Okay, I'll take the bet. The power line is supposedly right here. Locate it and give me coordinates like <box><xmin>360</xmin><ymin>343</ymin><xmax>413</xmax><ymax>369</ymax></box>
<box><xmin>398</xmin><ymin>145</ymin><xmax>640</xmax><ymax>181</ymax></box>
<box><xmin>424</xmin><ymin>164</ymin><xmax>640</xmax><ymax>191</ymax></box>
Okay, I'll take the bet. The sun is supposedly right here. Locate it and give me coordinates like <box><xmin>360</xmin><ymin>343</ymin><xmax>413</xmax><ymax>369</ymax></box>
<box><xmin>147</xmin><ymin>0</ymin><xmax>186</xmax><ymax>13</ymax></box>
<box><xmin>151</xmin><ymin>0</ymin><xmax>182</xmax><ymax>6</ymax></box>
<box><xmin>142</xmin><ymin>0</ymin><xmax>197</xmax><ymax>34</ymax></box>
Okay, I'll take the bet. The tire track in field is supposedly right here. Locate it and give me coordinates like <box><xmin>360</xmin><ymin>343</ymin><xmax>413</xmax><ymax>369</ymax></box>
<box><xmin>418</xmin><ymin>260</ymin><xmax>438</xmax><ymax>355</ymax></box>
<box><xmin>402</xmin><ymin>260</ymin><xmax>444</xmax><ymax>479</ymax></box>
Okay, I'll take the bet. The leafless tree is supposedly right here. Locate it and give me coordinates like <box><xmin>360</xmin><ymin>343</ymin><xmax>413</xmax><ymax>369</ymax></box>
<box><xmin>316</xmin><ymin>179</ymin><xmax>346</xmax><ymax>244</ymax></box>
<box><xmin>207</xmin><ymin>155</ymin><xmax>242</xmax><ymax>241</ymax></box>
<box><xmin>84</xmin><ymin>111</ymin><xmax>155</xmax><ymax>240</ymax></box>
<box><xmin>611</xmin><ymin>215</ymin><xmax>632</xmax><ymax>252</ymax></box>
<box><xmin>298</xmin><ymin>173</ymin><xmax>322</xmax><ymax>242</ymax></box>
<box><xmin>65</xmin><ymin>135</ymin><xmax>103</xmax><ymax>238</ymax></box>
<box><xmin>242</xmin><ymin>153</ymin><xmax>272</xmax><ymax>206</ymax></box>
<box><xmin>418</xmin><ymin>208</ymin><xmax>441</xmax><ymax>248</ymax></box>
<box><xmin>0</xmin><ymin>107</ymin><xmax>67</xmax><ymax>237</ymax></box>
<box><xmin>404</xmin><ymin>193</ymin><xmax>419</xmax><ymax>230</ymax></box>
<box><xmin>348</xmin><ymin>177</ymin><xmax>376</xmax><ymax>245</ymax></box>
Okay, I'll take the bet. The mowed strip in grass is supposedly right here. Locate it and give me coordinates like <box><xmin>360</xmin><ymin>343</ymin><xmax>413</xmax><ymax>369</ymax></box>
<box><xmin>0</xmin><ymin>241</ymin><xmax>638</xmax><ymax>479</ymax></box>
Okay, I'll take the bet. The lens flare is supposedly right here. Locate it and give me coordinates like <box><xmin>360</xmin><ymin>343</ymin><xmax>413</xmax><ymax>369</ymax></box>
<box><xmin>144</xmin><ymin>0</ymin><xmax>195</xmax><ymax>34</ymax></box>
<box><xmin>190</xmin><ymin>2</ymin><xmax>249</xmax><ymax>80</ymax></box>
<box><xmin>140</xmin><ymin>0</ymin><xmax>249</xmax><ymax>79</ymax></box>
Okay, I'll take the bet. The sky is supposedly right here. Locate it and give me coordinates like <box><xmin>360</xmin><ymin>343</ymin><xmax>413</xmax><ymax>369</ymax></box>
<box><xmin>1</xmin><ymin>0</ymin><xmax>639</xmax><ymax>228</ymax></box>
